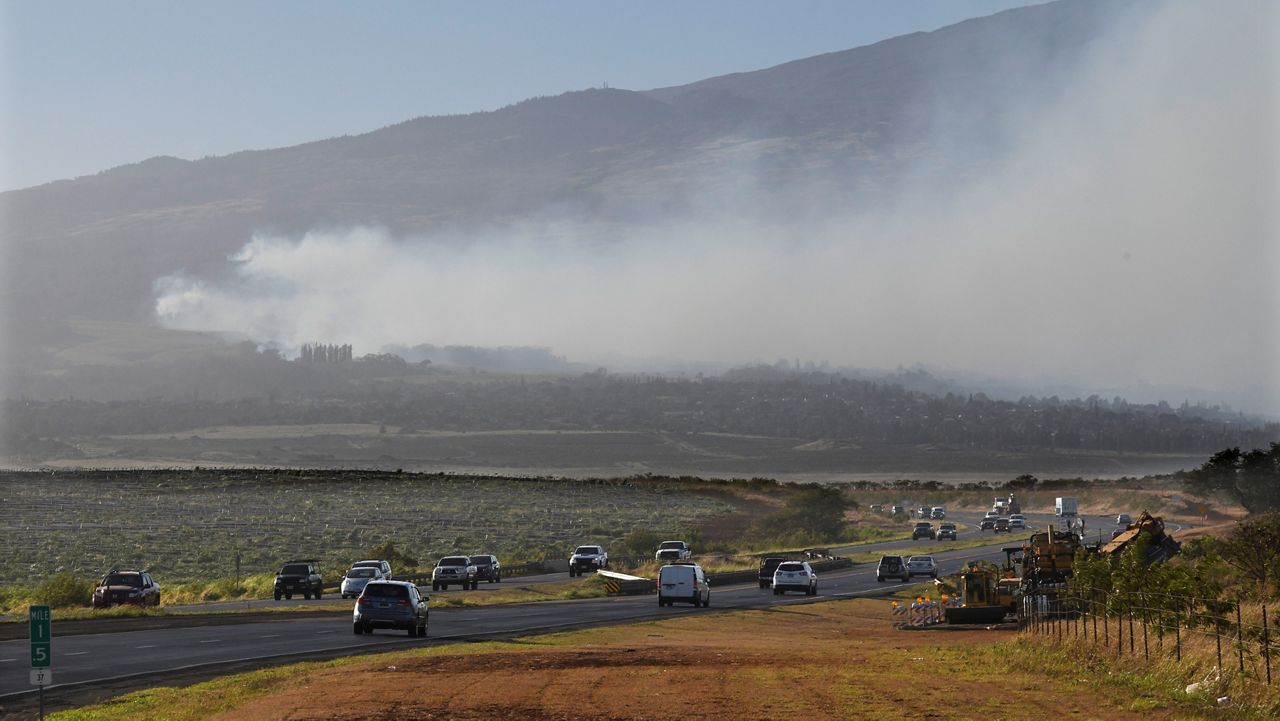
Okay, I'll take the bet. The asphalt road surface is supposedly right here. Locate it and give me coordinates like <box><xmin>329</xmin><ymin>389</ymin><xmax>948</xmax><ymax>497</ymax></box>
<box><xmin>0</xmin><ymin>541</ymin><xmax>1011</xmax><ymax>699</ymax></box>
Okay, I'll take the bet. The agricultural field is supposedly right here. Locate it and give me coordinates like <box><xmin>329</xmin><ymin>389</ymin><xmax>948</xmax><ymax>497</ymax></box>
<box><xmin>25</xmin><ymin>423</ymin><xmax>1210</xmax><ymax>482</ymax></box>
<box><xmin>0</xmin><ymin>470</ymin><xmax>737</xmax><ymax>585</ymax></box>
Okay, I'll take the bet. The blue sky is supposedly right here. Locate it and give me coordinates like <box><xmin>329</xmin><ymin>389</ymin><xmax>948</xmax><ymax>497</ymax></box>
<box><xmin>0</xmin><ymin>0</ymin><xmax>1036</xmax><ymax>191</ymax></box>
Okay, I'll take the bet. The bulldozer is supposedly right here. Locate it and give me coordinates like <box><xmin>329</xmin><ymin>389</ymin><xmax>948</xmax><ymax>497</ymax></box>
<box><xmin>944</xmin><ymin>562</ymin><xmax>1021</xmax><ymax>624</ymax></box>
<box><xmin>1099</xmin><ymin>510</ymin><xmax>1181</xmax><ymax>563</ymax></box>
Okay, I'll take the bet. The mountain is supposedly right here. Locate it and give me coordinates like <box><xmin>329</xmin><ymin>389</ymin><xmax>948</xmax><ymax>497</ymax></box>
<box><xmin>1</xmin><ymin>0</ymin><xmax>1117</xmax><ymax>371</ymax></box>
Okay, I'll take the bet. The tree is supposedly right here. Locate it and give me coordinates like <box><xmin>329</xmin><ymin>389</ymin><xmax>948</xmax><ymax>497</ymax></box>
<box><xmin>1214</xmin><ymin>512</ymin><xmax>1280</xmax><ymax>597</ymax></box>
<box><xmin>1186</xmin><ymin>443</ymin><xmax>1280</xmax><ymax>513</ymax></box>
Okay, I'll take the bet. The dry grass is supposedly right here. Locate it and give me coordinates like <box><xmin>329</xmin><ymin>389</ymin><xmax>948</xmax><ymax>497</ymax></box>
<box><xmin>50</xmin><ymin>599</ymin><xmax>1231</xmax><ymax>721</ymax></box>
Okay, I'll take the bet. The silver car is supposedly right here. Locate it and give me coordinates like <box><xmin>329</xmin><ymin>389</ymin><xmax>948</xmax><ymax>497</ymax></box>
<box><xmin>432</xmin><ymin>555</ymin><xmax>478</xmax><ymax>590</ymax></box>
<box><xmin>906</xmin><ymin>555</ymin><xmax>938</xmax><ymax>578</ymax></box>
<box><xmin>340</xmin><ymin>566</ymin><xmax>384</xmax><ymax>599</ymax></box>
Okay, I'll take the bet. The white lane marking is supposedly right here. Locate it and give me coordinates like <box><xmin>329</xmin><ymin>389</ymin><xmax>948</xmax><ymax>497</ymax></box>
<box><xmin>135</xmin><ymin>645</ymin><xmax>156</xmax><ymax>649</ymax></box>
<box><xmin>0</xmin><ymin>658</ymin><xmax>17</xmax><ymax>662</ymax></box>
<box><xmin>199</xmin><ymin>639</ymin><xmax>222</xmax><ymax>644</ymax></box>
<box><xmin>261</xmin><ymin>634</ymin><xmax>281</xmax><ymax>638</ymax></box>
<box><xmin>315</xmin><ymin>630</ymin><xmax>335</xmax><ymax>634</ymax></box>
<box><xmin>66</xmin><ymin>651</ymin><xmax>89</xmax><ymax>656</ymax></box>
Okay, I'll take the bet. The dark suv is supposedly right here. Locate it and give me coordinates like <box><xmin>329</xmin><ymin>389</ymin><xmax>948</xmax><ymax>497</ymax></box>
<box><xmin>470</xmin><ymin>554</ymin><xmax>502</xmax><ymax>583</ymax></box>
<box><xmin>912</xmin><ymin>522</ymin><xmax>935</xmax><ymax>541</ymax></box>
<box><xmin>274</xmin><ymin>560</ymin><xmax>323</xmax><ymax>600</ymax></box>
<box><xmin>93</xmin><ymin>569</ymin><xmax>161</xmax><ymax>608</ymax></box>
<box><xmin>353</xmin><ymin>581</ymin><xmax>429</xmax><ymax>637</ymax></box>
<box><xmin>758</xmin><ymin>557</ymin><xmax>786</xmax><ymax>589</ymax></box>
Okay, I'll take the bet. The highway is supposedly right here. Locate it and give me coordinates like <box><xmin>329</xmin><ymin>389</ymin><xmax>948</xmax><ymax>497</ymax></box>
<box><xmin>0</xmin><ymin>509</ymin><xmax>1141</xmax><ymax>701</ymax></box>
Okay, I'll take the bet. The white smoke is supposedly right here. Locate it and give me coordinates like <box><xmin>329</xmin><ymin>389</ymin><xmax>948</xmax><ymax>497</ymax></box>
<box><xmin>155</xmin><ymin>1</ymin><xmax>1279</xmax><ymax>412</ymax></box>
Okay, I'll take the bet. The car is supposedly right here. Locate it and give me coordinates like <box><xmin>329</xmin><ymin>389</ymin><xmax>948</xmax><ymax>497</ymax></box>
<box><xmin>1008</xmin><ymin>514</ymin><xmax>1026</xmax><ymax>530</ymax></box>
<box><xmin>984</xmin><ymin>510</ymin><xmax>1000</xmax><ymax>519</ymax></box>
<box><xmin>916</xmin><ymin>506</ymin><xmax>931</xmax><ymax>518</ymax></box>
<box><xmin>274</xmin><ymin>560</ymin><xmax>323</xmax><ymax>600</ymax></box>
<box><xmin>906</xmin><ymin>555</ymin><xmax>938</xmax><ymax>578</ymax></box>
<box><xmin>935</xmin><ymin>523</ymin><xmax>957</xmax><ymax>540</ymax></box>
<box><xmin>930</xmin><ymin>507</ymin><xmax>946</xmax><ymax>519</ymax></box>
<box><xmin>655</xmin><ymin>540</ymin><xmax>692</xmax><ymax>561</ymax></box>
<box><xmin>1116</xmin><ymin>514</ymin><xmax>1133</xmax><ymax>526</ymax></box>
<box><xmin>352</xmin><ymin>580</ymin><xmax>428</xmax><ymax>637</ymax></box>
<box><xmin>432</xmin><ymin>555</ymin><xmax>479</xmax><ymax>590</ymax></box>
<box><xmin>569</xmin><ymin>545</ymin><xmax>608</xmax><ymax>576</ymax></box>
<box><xmin>993</xmin><ymin>517</ymin><xmax>1011</xmax><ymax>533</ymax></box>
<box><xmin>758</xmin><ymin>556</ymin><xmax>786</xmax><ymax>588</ymax></box>
<box><xmin>868</xmin><ymin>504</ymin><xmax>884</xmax><ymax>512</ymax></box>
<box><xmin>979</xmin><ymin>517</ymin><xmax>996</xmax><ymax>531</ymax></box>
<box><xmin>470</xmin><ymin>554</ymin><xmax>502</xmax><ymax>583</ymax></box>
<box><xmin>772</xmin><ymin>560</ymin><xmax>817</xmax><ymax>596</ymax></box>
<box><xmin>876</xmin><ymin>555</ymin><xmax>910</xmax><ymax>583</ymax></box>
<box><xmin>912</xmin><ymin>522</ymin><xmax>934</xmax><ymax>540</ymax></box>
<box><xmin>92</xmin><ymin>569</ymin><xmax>160</xmax><ymax>608</ymax></box>
<box><xmin>350</xmin><ymin>559</ymin><xmax>393</xmax><ymax>580</ymax></box>
<box><xmin>890</xmin><ymin>505</ymin><xmax>905</xmax><ymax>515</ymax></box>
<box><xmin>657</xmin><ymin>562</ymin><xmax>710</xmax><ymax>607</ymax></box>
<box><xmin>340</xmin><ymin>566</ymin><xmax>384</xmax><ymax>598</ymax></box>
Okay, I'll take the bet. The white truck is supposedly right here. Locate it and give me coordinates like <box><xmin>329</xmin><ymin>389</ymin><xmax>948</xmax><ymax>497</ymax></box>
<box><xmin>655</xmin><ymin>540</ymin><xmax>692</xmax><ymax>561</ymax></box>
<box><xmin>1055</xmin><ymin>497</ymin><xmax>1079</xmax><ymax>517</ymax></box>
<box><xmin>568</xmin><ymin>545</ymin><xmax>608</xmax><ymax>577</ymax></box>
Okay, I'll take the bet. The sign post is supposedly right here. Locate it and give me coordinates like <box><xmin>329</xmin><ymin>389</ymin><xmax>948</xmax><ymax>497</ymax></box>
<box><xmin>30</xmin><ymin>605</ymin><xmax>51</xmax><ymax>719</ymax></box>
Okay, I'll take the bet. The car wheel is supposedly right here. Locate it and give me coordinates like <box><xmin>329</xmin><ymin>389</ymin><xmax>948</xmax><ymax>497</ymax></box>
<box><xmin>285</xmin><ymin>593</ymin><xmax>292</xmax><ymax>600</ymax></box>
<box><xmin>420</xmin><ymin>621</ymin><xmax>428</xmax><ymax>638</ymax></box>
<box><xmin>354</xmin><ymin>622</ymin><xmax>363</xmax><ymax>635</ymax></box>
<box><xmin>877</xmin><ymin>576</ymin><xmax>884</xmax><ymax>582</ymax></box>
<box><xmin>274</xmin><ymin>591</ymin><xmax>282</xmax><ymax>601</ymax></box>
<box><xmin>704</xmin><ymin>595</ymin><xmax>710</xmax><ymax>608</ymax></box>
<box><xmin>496</xmin><ymin>573</ymin><xmax>502</xmax><ymax>583</ymax></box>
<box><xmin>315</xmin><ymin>589</ymin><xmax>322</xmax><ymax>600</ymax></box>
<box><xmin>303</xmin><ymin>590</ymin><xmax>311</xmax><ymax>600</ymax></box>
<box><xmin>773</xmin><ymin>588</ymin><xmax>781</xmax><ymax>596</ymax></box>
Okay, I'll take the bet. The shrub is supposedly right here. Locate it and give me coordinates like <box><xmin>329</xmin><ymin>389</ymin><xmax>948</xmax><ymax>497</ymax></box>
<box><xmin>35</xmin><ymin>572</ymin><xmax>93</xmax><ymax>608</ymax></box>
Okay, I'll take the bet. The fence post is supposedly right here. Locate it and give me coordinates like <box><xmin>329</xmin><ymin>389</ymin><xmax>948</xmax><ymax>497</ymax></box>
<box><xmin>1092</xmin><ymin>591</ymin><xmax>1098</xmax><ymax>644</ymax></box>
<box><xmin>1237</xmin><ymin>599</ymin><xmax>1246</xmax><ymax>675</ymax></box>
<box><xmin>1141</xmin><ymin>597</ymin><xmax>1149</xmax><ymax>660</ymax></box>
<box><xmin>1174</xmin><ymin>608</ymin><xmax>1181</xmax><ymax>662</ymax></box>
<box><xmin>1263</xmin><ymin>604</ymin><xmax>1272</xmax><ymax>686</ymax></box>
<box><xmin>1128</xmin><ymin>603</ymin><xmax>1136</xmax><ymax>656</ymax></box>
<box><xmin>1216</xmin><ymin>611</ymin><xmax>1222</xmax><ymax>671</ymax></box>
<box><xmin>1104</xmin><ymin>595</ymin><xmax>1110</xmax><ymax>646</ymax></box>
<box><xmin>1117</xmin><ymin>598</ymin><xmax>1124</xmax><ymax>656</ymax></box>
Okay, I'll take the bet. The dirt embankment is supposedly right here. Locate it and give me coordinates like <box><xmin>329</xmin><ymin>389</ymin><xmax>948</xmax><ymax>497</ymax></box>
<box><xmin>208</xmin><ymin>600</ymin><xmax>1193</xmax><ymax>721</ymax></box>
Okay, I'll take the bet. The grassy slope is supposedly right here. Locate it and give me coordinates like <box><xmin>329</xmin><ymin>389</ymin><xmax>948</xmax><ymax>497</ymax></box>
<box><xmin>49</xmin><ymin>598</ymin><xmax>1250</xmax><ymax>721</ymax></box>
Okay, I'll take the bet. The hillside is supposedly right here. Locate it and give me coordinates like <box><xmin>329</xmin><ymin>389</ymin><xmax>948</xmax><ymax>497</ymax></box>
<box><xmin>0</xmin><ymin>0</ymin><xmax>1114</xmax><ymax>368</ymax></box>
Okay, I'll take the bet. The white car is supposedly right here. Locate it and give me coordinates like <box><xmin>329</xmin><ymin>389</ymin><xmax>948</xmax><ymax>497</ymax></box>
<box><xmin>657</xmin><ymin>563</ymin><xmax>710</xmax><ymax>607</ymax></box>
<box><xmin>350</xmin><ymin>559</ymin><xmax>393</xmax><ymax>580</ymax></box>
<box><xmin>984</xmin><ymin>510</ymin><xmax>1000</xmax><ymax>520</ymax></box>
<box><xmin>340</xmin><ymin>566</ymin><xmax>384</xmax><ymax>598</ymax></box>
<box><xmin>1008</xmin><ymin>514</ymin><xmax>1026</xmax><ymax>530</ymax></box>
<box><xmin>569</xmin><ymin>545</ymin><xmax>608</xmax><ymax>576</ymax></box>
<box><xmin>906</xmin><ymin>555</ymin><xmax>938</xmax><ymax>578</ymax></box>
<box><xmin>1116</xmin><ymin>514</ymin><xmax>1133</xmax><ymax>526</ymax></box>
<box><xmin>772</xmin><ymin>561</ymin><xmax>817</xmax><ymax>596</ymax></box>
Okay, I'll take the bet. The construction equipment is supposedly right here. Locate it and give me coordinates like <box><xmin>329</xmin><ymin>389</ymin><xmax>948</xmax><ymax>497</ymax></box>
<box><xmin>1099</xmin><ymin>510</ymin><xmax>1181</xmax><ymax>564</ymax></box>
<box><xmin>944</xmin><ymin>563</ymin><xmax>1018</xmax><ymax>624</ymax></box>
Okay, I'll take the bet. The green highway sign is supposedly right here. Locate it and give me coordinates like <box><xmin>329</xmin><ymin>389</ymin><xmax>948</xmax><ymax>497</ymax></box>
<box><xmin>29</xmin><ymin>605</ymin><xmax>51</xmax><ymax>668</ymax></box>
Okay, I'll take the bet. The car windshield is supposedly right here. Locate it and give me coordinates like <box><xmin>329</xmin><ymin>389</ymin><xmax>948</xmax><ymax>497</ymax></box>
<box><xmin>915</xmin><ymin>523</ymin><xmax>930</xmax><ymax>527</ymax></box>
<box><xmin>575</xmin><ymin>547</ymin><xmax>600</xmax><ymax>555</ymax></box>
<box><xmin>281</xmin><ymin>564</ymin><xmax>310</xmax><ymax>575</ymax></box>
<box><xmin>660</xmin><ymin>542</ymin><xmax>683</xmax><ymax>549</ymax></box>
<box><xmin>362</xmin><ymin>583</ymin><xmax>408</xmax><ymax>598</ymax></box>
<box><xmin>777</xmin><ymin>562</ymin><xmax>805</xmax><ymax>572</ymax></box>
<box><xmin>910</xmin><ymin>556</ymin><xmax>933</xmax><ymax>564</ymax></box>
<box><xmin>880</xmin><ymin>556</ymin><xmax>901</xmax><ymax>564</ymax></box>
<box><xmin>470</xmin><ymin>556</ymin><xmax>491</xmax><ymax>565</ymax></box>
<box><xmin>348</xmin><ymin>568</ymin><xmax>377</xmax><ymax>578</ymax></box>
<box><xmin>439</xmin><ymin>556</ymin><xmax>469</xmax><ymax>566</ymax></box>
<box><xmin>941</xmin><ymin>524</ymin><xmax>955</xmax><ymax>530</ymax></box>
<box><xmin>103</xmin><ymin>573</ymin><xmax>142</xmax><ymax>587</ymax></box>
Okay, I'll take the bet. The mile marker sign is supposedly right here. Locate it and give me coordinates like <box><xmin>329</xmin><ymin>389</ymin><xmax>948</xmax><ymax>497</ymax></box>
<box><xmin>30</xmin><ymin>605</ymin><xmax>52</xmax><ymax>680</ymax></box>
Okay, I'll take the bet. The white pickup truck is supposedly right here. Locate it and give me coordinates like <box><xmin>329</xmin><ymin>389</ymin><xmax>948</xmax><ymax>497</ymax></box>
<box><xmin>569</xmin><ymin>545</ymin><xmax>608</xmax><ymax>576</ymax></box>
<box><xmin>655</xmin><ymin>540</ymin><xmax>692</xmax><ymax>561</ymax></box>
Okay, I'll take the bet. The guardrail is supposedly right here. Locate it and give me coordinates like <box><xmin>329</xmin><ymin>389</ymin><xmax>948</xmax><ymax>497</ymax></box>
<box><xmin>323</xmin><ymin>560</ymin><xmax>551</xmax><ymax>591</ymax></box>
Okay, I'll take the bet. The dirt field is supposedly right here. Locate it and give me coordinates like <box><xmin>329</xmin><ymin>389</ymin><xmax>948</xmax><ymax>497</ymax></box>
<box><xmin>57</xmin><ymin>599</ymin><xmax>1217</xmax><ymax>721</ymax></box>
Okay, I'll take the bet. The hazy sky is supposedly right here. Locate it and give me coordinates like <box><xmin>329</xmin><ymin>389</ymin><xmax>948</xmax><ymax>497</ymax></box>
<box><xmin>0</xmin><ymin>0</ymin><xmax>1035</xmax><ymax>191</ymax></box>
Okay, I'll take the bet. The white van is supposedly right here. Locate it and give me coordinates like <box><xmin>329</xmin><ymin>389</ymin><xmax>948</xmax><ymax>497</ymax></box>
<box><xmin>657</xmin><ymin>563</ymin><xmax>710</xmax><ymax>608</ymax></box>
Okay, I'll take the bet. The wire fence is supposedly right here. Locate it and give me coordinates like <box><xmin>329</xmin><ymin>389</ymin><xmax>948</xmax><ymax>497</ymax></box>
<box><xmin>1021</xmin><ymin>585</ymin><xmax>1277</xmax><ymax>688</ymax></box>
